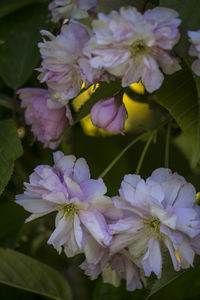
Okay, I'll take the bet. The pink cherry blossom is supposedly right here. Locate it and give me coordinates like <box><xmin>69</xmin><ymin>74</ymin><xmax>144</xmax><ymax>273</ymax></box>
<box><xmin>16</xmin><ymin>151</ymin><xmax>113</xmax><ymax>257</ymax></box>
<box><xmin>109</xmin><ymin>168</ymin><xmax>200</xmax><ymax>278</ymax></box>
<box><xmin>17</xmin><ymin>88</ymin><xmax>72</xmax><ymax>149</ymax></box>
<box><xmin>38</xmin><ymin>22</ymin><xmax>109</xmax><ymax>103</ymax></box>
<box><xmin>84</xmin><ymin>6</ymin><xmax>181</xmax><ymax>93</ymax></box>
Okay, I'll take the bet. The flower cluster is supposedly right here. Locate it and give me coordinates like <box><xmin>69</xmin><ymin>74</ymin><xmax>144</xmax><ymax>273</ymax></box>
<box><xmin>16</xmin><ymin>152</ymin><xmax>200</xmax><ymax>291</ymax></box>
<box><xmin>17</xmin><ymin>4</ymin><xmax>200</xmax><ymax>149</ymax></box>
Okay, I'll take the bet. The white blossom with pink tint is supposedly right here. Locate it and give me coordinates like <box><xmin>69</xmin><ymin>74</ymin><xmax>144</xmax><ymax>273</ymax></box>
<box><xmin>38</xmin><ymin>22</ymin><xmax>108</xmax><ymax>103</ymax></box>
<box><xmin>84</xmin><ymin>6</ymin><xmax>181</xmax><ymax>93</ymax></box>
<box><xmin>90</xmin><ymin>96</ymin><xmax>127</xmax><ymax>134</ymax></box>
<box><xmin>17</xmin><ymin>88</ymin><xmax>72</xmax><ymax>149</ymax></box>
<box><xmin>16</xmin><ymin>151</ymin><xmax>113</xmax><ymax>257</ymax></box>
<box><xmin>109</xmin><ymin>168</ymin><xmax>200</xmax><ymax>278</ymax></box>
<box><xmin>188</xmin><ymin>30</ymin><xmax>200</xmax><ymax>76</ymax></box>
<box><xmin>49</xmin><ymin>0</ymin><xmax>97</xmax><ymax>23</ymax></box>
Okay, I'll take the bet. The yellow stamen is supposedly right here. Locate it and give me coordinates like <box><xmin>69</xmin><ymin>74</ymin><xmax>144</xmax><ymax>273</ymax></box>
<box><xmin>174</xmin><ymin>250</ymin><xmax>181</xmax><ymax>263</ymax></box>
<box><xmin>195</xmin><ymin>192</ymin><xmax>200</xmax><ymax>204</ymax></box>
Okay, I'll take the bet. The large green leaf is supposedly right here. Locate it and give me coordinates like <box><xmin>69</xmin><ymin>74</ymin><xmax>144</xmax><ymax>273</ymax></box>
<box><xmin>0</xmin><ymin>119</ymin><xmax>23</xmax><ymax>195</ymax></box>
<box><xmin>0</xmin><ymin>248</ymin><xmax>72</xmax><ymax>300</ymax></box>
<box><xmin>147</xmin><ymin>259</ymin><xmax>200</xmax><ymax>300</ymax></box>
<box><xmin>0</xmin><ymin>3</ymin><xmax>52</xmax><ymax>89</ymax></box>
<box><xmin>156</xmin><ymin>1</ymin><xmax>200</xmax><ymax>166</ymax></box>
<box><xmin>155</xmin><ymin>66</ymin><xmax>200</xmax><ymax>166</ymax></box>
<box><xmin>73</xmin><ymin>80</ymin><xmax>122</xmax><ymax>124</ymax></box>
<box><xmin>0</xmin><ymin>0</ymin><xmax>45</xmax><ymax>19</ymax></box>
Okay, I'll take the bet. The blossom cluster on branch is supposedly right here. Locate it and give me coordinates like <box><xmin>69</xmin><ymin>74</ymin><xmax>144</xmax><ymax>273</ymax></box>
<box><xmin>16</xmin><ymin>152</ymin><xmax>200</xmax><ymax>291</ymax></box>
<box><xmin>17</xmin><ymin>2</ymin><xmax>200</xmax><ymax>149</ymax></box>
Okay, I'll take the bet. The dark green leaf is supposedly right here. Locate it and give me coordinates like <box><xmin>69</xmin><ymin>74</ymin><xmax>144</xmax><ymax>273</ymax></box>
<box><xmin>0</xmin><ymin>4</ymin><xmax>52</xmax><ymax>89</ymax></box>
<box><xmin>0</xmin><ymin>119</ymin><xmax>23</xmax><ymax>195</ymax></box>
<box><xmin>0</xmin><ymin>248</ymin><xmax>72</xmax><ymax>300</ymax></box>
<box><xmin>93</xmin><ymin>279</ymin><xmax>147</xmax><ymax>300</ymax></box>
<box><xmin>147</xmin><ymin>259</ymin><xmax>200</xmax><ymax>300</ymax></box>
<box><xmin>74</xmin><ymin>80</ymin><xmax>122</xmax><ymax>124</ymax></box>
<box><xmin>155</xmin><ymin>66</ymin><xmax>200</xmax><ymax>166</ymax></box>
<box><xmin>0</xmin><ymin>0</ymin><xmax>46</xmax><ymax>19</ymax></box>
<box><xmin>160</xmin><ymin>0</ymin><xmax>200</xmax><ymax>64</ymax></box>
<box><xmin>158</xmin><ymin>1</ymin><xmax>200</xmax><ymax>166</ymax></box>
<box><xmin>0</xmin><ymin>200</ymin><xmax>27</xmax><ymax>248</ymax></box>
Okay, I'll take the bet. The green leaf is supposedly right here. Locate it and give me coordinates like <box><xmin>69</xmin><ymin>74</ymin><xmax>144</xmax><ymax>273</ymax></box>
<box><xmin>0</xmin><ymin>0</ymin><xmax>46</xmax><ymax>19</ymax></box>
<box><xmin>0</xmin><ymin>248</ymin><xmax>72</xmax><ymax>300</ymax></box>
<box><xmin>0</xmin><ymin>3</ymin><xmax>52</xmax><ymax>89</ymax></box>
<box><xmin>155</xmin><ymin>66</ymin><xmax>200</xmax><ymax>166</ymax></box>
<box><xmin>0</xmin><ymin>200</ymin><xmax>28</xmax><ymax>248</ymax></box>
<box><xmin>93</xmin><ymin>279</ymin><xmax>147</xmax><ymax>300</ymax></box>
<box><xmin>74</xmin><ymin>80</ymin><xmax>122</xmax><ymax>124</ymax></box>
<box><xmin>0</xmin><ymin>119</ymin><xmax>23</xmax><ymax>195</ymax></box>
<box><xmin>159</xmin><ymin>1</ymin><xmax>200</xmax><ymax>166</ymax></box>
<box><xmin>147</xmin><ymin>259</ymin><xmax>200</xmax><ymax>300</ymax></box>
<box><xmin>160</xmin><ymin>0</ymin><xmax>200</xmax><ymax>64</ymax></box>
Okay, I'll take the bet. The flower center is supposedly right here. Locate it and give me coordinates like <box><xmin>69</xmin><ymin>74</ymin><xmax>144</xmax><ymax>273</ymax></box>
<box><xmin>143</xmin><ymin>216</ymin><xmax>162</xmax><ymax>239</ymax></box>
<box><xmin>130</xmin><ymin>40</ymin><xmax>147</xmax><ymax>56</ymax></box>
<box><xmin>63</xmin><ymin>203</ymin><xmax>77</xmax><ymax>219</ymax></box>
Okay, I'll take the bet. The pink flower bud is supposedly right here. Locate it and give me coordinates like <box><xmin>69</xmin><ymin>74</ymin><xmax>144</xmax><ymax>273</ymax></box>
<box><xmin>90</xmin><ymin>97</ymin><xmax>127</xmax><ymax>134</ymax></box>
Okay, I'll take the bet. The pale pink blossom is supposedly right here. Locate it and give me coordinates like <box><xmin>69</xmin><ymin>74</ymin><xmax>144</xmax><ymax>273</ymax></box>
<box><xmin>38</xmin><ymin>22</ymin><xmax>108</xmax><ymax>103</ymax></box>
<box><xmin>17</xmin><ymin>88</ymin><xmax>72</xmax><ymax>149</ymax></box>
<box><xmin>80</xmin><ymin>238</ymin><xmax>143</xmax><ymax>291</ymax></box>
<box><xmin>16</xmin><ymin>151</ymin><xmax>113</xmax><ymax>257</ymax></box>
<box><xmin>90</xmin><ymin>96</ymin><xmax>127</xmax><ymax>134</ymax></box>
<box><xmin>49</xmin><ymin>0</ymin><xmax>97</xmax><ymax>23</ymax></box>
<box><xmin>188</xmin><ymin>30</ymin><xmax>200</xmax><ymax>76</ymax></box>
<box><xmin>110</xmin><ymin>168</ymin><xmax>200</xmax><ymax>278</ymax></box>
<box><xmin>84</xmin><ymin>7</ymin><xmax>181</xmax><ymax>93</ymax></box>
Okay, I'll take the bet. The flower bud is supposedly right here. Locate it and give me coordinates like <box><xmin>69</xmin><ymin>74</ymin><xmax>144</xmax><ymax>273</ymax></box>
<box><xmin>90</xmin><ymin>97</ymin><xmax>127</xmax><ymax>134</ymax></box>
